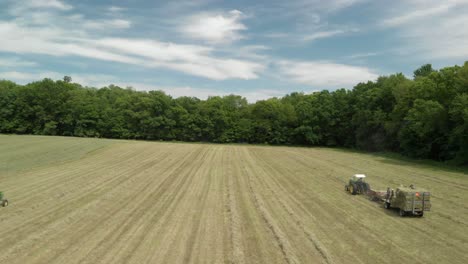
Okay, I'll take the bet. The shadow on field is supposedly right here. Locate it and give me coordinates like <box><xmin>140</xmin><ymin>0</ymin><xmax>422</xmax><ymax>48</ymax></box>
<box><xmin>366</xmin><ymin>197</ymin><xmax>423</xmax><ymax>218</ymax></box>
<box><xmin>381</xmin><ymin>207</ymin><xmax>426</xmax><ymax>218</ymax></box>
<box><xmin>381</xmin><ymin>207</ymin><xmax>403</xmax><ymax>218</ymax></box>
<box><xmin>376</xmin><ymin>156</ymin><xmax>468</xmax><ymax>175</ymax></box>
<box><xmin>326</xmin><ymin>146</ymin><xmax>467</xmax><ymax>174</ymax></box>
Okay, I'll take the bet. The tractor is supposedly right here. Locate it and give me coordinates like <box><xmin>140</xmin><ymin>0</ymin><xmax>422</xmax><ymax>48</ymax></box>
<box><xmin>383</xmin><ymin>185</ymin><xmax>431</xmax><ymax>217</ymax></box>
<box><xmin>345</xmin><ymin>174</ymin><xmax>370</xmax><ymax>195</ymax></box>
<box><xmin>0</xmin><ymin>191</ymin><xmax>8</xmax><ymax>207</ymax></box>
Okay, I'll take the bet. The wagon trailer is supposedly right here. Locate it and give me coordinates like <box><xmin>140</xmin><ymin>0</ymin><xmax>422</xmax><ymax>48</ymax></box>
<box><xmin>382</xmin><ymin>185</ymin><xmax>431</xmax><ymax>217</ymax></box>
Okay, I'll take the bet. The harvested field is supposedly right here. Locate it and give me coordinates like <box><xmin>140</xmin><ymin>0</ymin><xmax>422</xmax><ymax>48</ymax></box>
<box><xmin>0</xmin><ymin>135</ymin><xmax>467</xmax><ymax>263</ymax></box>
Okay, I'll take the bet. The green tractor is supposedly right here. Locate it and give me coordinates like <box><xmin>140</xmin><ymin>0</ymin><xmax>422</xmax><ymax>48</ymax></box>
<box><xmin>384</xmin><ymin>185</ymin><xmax>431</xmax><ymax>217</ymax></box>
<box><xmin>0</xmin><ymin>191</ymin><xmax>8</xmax><ymax>207</ymax></box>
<box><xmin>345</xmin><ymin>174</ymin><xmax>370</xmax><ymax>195</ymax></box>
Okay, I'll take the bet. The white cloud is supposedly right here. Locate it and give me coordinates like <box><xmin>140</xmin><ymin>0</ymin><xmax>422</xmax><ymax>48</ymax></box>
<box><xmin>277</xmin><ymin>60</ymin><xmax>378</xmax><ymax>88</ymax></box>
<box><xmin>108</xmin><ymin>6</ymin><xmax>126</xmax><ymax>13</ymax></box>
<box><xmin>382</xmin><ymin>4</ymin><xmax>452</xmax><ymax>27</ymax></box>
<box><xmin>0</xmin><ymin>6</ymin><xmax>263</xmax><ymax>81</ymax></box>
<box><xmin>233</xmin><ymin>45</ymin><xmax>271</xmax><ymax>60</ymax></box>
<box><xmin>94</xmin><ymin>38</ymin><xmax>264</xmax><ymax>80</ymax></box>
<box><xmin>303</xmin><ymin>30</ymin><xmax>345</xmax><ymax>41</ymax></box>
<box><xmin>323</xmin><ymin>0</ymin><xmax>365</xmax><ymax>11</ymax></box>
<box><xmin>264</xmin><ymin>0</ymin><xmax>365</xmax><ymax>28</ymax></box>
<box><xmin>83</xmin><ymin>19</ymin><xmax>131</xmax><ymax>30</ymax></box>
<box><xmin>346</xmin><ymin>52</ymin><xmax>378</xmax><ymax>59</ymax></box>
<box><xmin>10</xmin><ymin>0</ymin><xmax>72</xmax><ymax>14</ymax></box>
<box><xmin>180</xmin><ymin>10</ymin><xmax>247</xmax><ymax>44</ymax></box>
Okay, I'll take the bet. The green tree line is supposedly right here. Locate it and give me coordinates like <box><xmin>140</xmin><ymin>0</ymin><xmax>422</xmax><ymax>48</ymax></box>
<box><xmin>1</xmin><ymin>62</ymin><xmax>467</xmax><ymax>164</ymax></box>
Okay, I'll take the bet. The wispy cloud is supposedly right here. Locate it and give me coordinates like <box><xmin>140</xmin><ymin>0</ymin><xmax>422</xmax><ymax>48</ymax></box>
<box><xmin>82</xmin><ymin>19</ymin><xmax>131</xmax><ymax>30</ymax></box>
<box><xmin>9</xmin><ymin>0</ymin><xmax>73</xmax><ymax>14</ymax></box>
<box><xmin>179</xmin><ymin>10</ymin><xmax>247</xmax><ymax>44</ymax></box>
<box><xmin>94</xmin><ymin>38</ymin><xmax>264</xmax><ymax>80</ymax></box>
<box><xmin>380</xmin><ymin>0</ymin><xmax>468</xmax><ymax>59</ymax></box>
<box><xmin>108</xmin><ymin>6</ymin><xmax>126</xmax><ymax>13</ymax></box>
<box><xmin>27</xmin><ymin>0</ymin><xmax>72</xmax><ymax>10</ymax></box>
<box><xmin>382</xmin><ymin>4</ymin><xmax>452</xmax><ymax>27</ymax></box>
<box><xmin>346</xmin><ymin>52</ymin><xmax>378</xmax><ymax>59</ymax></box>
<box><xmin>303</xmin><ymin>30</ymin><xmax>345</xmax><ymax>41</ymax></box>
<box><xmin>277</xmin><ymin>60</ymin><xmax>378</xmax><ymax>88</ymax></box>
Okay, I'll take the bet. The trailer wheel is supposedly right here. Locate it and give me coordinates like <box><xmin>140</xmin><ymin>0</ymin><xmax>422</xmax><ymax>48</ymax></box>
<box><xmin>417</xmin><ymin>212</ymin><xmax>424</xmax><ymax>217</ymax></box>
<box><xmin>384</xmin><ymin>202</ymin><xmax>390</xmax><ymax>209</ymax></box>
<box><xmin>399</xmin><ymin>209</ymin><xmax>406</xmax><ymax>217</ymax></box>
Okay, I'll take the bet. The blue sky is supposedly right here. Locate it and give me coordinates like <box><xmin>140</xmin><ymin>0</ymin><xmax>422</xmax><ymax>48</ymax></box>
<box><xmin>1</xmin><ymin>0</ymin><xmax>467</xmax><ymax>101</ymax></box>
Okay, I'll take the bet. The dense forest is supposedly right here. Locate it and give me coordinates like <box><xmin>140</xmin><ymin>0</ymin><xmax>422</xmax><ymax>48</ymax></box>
<box><xmin>0</xmin><ymin>63</ymin><xmax>467</xmax><ymax>164</ymax></box>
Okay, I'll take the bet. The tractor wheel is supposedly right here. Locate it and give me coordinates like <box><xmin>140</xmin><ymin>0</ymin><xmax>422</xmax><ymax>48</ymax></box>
<box><xmin>384</xmin><ymin>202</ymin><xmax>390</xmax><ymax>209</ymax></box>
<box><xmin>2</xmin><ymin>200</ymin><xmax>7</xmax><ymax>207</ymax></box>
<box><xmin>345</xmin><ymin>185</ymin><xmax>349</xmax><ymax>192</ymax></box>
<box><xmin>399</xmin><ymin>209</ymin><xmax>406</xmax><ymax>217</ymax></box>
<box><xmin>350</xmin><ymin>185</ymin><xmax>357</xmax><ymax>195</ymax></box>
<box><xmin>362</xmin><ymin>182</ymin><xmax>370</xmax><ymax>193</ymax></box>
<box><xmin>417</xmin><ymin>212</ymin><xmax>424</xmax><ymax>217</ymax></box>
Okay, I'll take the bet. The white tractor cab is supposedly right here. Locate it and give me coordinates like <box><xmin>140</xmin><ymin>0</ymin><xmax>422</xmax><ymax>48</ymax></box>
<box><xmin>353</xmin><ymin>174</ymin><xmax>366</xmax><ymax>180</ymax></box>
<box><xmin>345</xmin><ymin>174</ymin><xmax>370</xmax><ymax>195</ymax></box>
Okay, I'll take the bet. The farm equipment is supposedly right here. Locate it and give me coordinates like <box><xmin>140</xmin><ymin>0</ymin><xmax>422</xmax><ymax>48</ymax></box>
<box><xmin>0</xmin><ymin>191</ymin><xmax>8</xmax><ymax>207</ymax></box>
<box><xmin>382</xmin><ymin>185</ymin><xmax>431</xmax><ymax>217</ymax></box>
<box><xmin>345</xmin><ymin>174</ymin><xmax>370</xmax><ymax>195</ymax></box>
<box><xmin>344</xmin><ymin>174</ymin><xmax>431</xmax><ymax>217</ymax></box>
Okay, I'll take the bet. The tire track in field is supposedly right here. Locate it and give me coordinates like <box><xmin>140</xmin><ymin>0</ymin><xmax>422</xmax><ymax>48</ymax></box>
<box><xmin>1</xmin><ymin>144</ymin><xmax>186</xmax><ymax>260</ymax></box>
<box><xmin>252</xmin><ymin>147</ymin><xmax>465</xmax><ymax>264</ymax></box>
<box><xmin>41</xmin><ymin>145</ymin><xmax>204</xmax><ymax>264</ymax></box>
<box><xmin>87</xmin><ymin>145</ymin><xmax>212</xmax><ymax>264</ymax></box>
<box><xmin>252</xmin><ymin>148</ymin><xmax>425</xmax><ymax>264</ymax></box>
<box><xmin>263</xmin><ymin>151</ymin><xmax>412</xmax><ymax>263</ymax></box>
<box><xmin>228</xmin><ymin>148</ymin><xmax>284</xmax><ymax>263</ymax></box>
<box><xmin>237</xmin><ymin>148</ymin><xmax>299</xmax><ymax>264</ymax></box>
<box><xmin>286</xmin><ymin>148</ymin><xmax>468</xmax><ymax>257</ymax></box>
<box><xmin>1</xmin><ymin>144</ymin><xmax>138</xmax><ymax>215</ymax></box>
<box><xmin>246</xmin><ymin>150</ymin><xmax>334</xmax><ymax>264</ymax></box>
<box><xmin>245</xmin><ymin>148</ymin><xmax>389</xmax><ymax>263</ymax></box>
<box><xmin>2</xmin><ymin>143</ymin><xmax>128</xmax><ymax>196</ymax></box>
<box><xmin>184</xmin><ymin>146</ymin><xmax>229</xmax><ymax>263</ymax></box>
<box><xmin>243</xmin><ymin>148</ymin><xmax>334</xmax><ymax>264</ymax></box>
<box><xmin>115</xmin><ymin>146</ymin><xmax>213</xmax><ymax>264</ymax></box>
<box><xmin>153</xmin><ymin>147</ymin><xmax>219</xmax><ymax>263</ymax></box>
<box><xmin>63</xmin><ymin>145</ymin><xmax>207</xmax><ymax>264</ymax></box>
<box><xmin>0</xmin><ymin>144</ymin><xmax>187</xmax><ymax>263</ymax></box>
<box><xmin>224</xmin><ymin>147</ymin><xmax>246</xmax><ymax>264</ymax></box>
<box><xmin>0</xmin><ymin>145</ymin><xmax>158</xmax><ymax>241</ymax></box>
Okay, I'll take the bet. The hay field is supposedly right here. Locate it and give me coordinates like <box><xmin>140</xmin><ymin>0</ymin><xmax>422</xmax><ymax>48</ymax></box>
<box><xmin>0</xmin><ymin>135</ymin><xmax>467</xmax><ymax>263</ymax></box>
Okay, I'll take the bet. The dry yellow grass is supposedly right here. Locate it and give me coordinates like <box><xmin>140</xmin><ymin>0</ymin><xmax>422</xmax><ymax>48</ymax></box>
<box><xmin>0</xmin><ymin>136</ymin><xmax>467</xmax><ymax>263</ymax></box>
